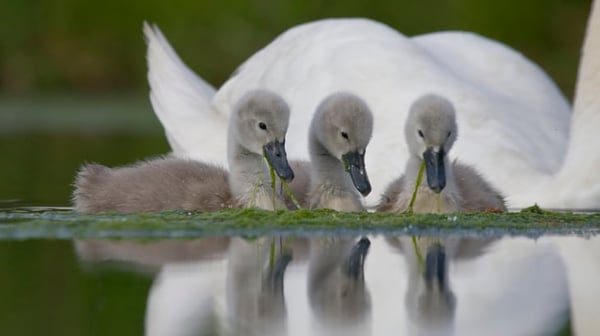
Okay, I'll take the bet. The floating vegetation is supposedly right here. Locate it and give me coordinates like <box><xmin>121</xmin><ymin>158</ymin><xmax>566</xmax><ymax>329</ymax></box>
<box><xmin>0</xmin><ymin>208</ymin><xmax>599</xmax><ymax>239</ymax></box>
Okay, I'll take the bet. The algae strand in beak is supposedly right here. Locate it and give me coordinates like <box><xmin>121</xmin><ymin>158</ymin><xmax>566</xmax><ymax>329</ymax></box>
<box><xmin>407</xmin><ymin>161</ymin><xmax>426</xmax><ymax>214</ymax></box>
<box><xmin>267</xmin><ymin>158</ymin><xmax>302</xmax><ymax>210</ymax></box>
<box><xmin>269</xmin><ymin>163</ymin><xmax>277</xmax><ymax>210</ymax></box>
<box><xmin>281</xmin><ymin>179</ymin><xmax>302</xmax><ymax>209</ymax></box>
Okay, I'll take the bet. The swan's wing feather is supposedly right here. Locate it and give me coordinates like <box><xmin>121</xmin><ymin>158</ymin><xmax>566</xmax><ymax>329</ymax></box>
<box><xmin>144</xmin><ymin>22</ymin><xmax>228</xmax><ymax>166</ymax></box>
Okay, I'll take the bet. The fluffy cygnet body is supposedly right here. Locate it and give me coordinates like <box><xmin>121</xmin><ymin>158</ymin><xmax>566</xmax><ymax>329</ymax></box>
<box><xmin>377</xmin><ymin>94</ymin><xmax>505</xmax><ymax>213</ymax></box>
<box><xmin>73</xmin><ymin>89</ymin><xmax>294</xmax><ymax>213</ymax></box>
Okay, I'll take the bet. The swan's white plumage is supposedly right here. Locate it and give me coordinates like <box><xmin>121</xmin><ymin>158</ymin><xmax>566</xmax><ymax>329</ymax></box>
<box><xmin>518</xmin><ymin>0</ymin><xmax>600</xmax><ymax>209</ymax></box>
<box><xmin>146</xmin><ymin>16</ymin><xmax>599</xmax><ymax>208</ymax></box>
<box><xmin>144</xmin><ymin>22</ymin><xmax>228</xmax><ymax>165</ymax></box>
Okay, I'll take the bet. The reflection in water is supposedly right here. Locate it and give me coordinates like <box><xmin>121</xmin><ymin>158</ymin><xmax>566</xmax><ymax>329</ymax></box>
<box><xmin>307</xmin><ymin>237</ymin><xmax>371</xmax><ymax>336</ymax></box>
<box><xmin>75</xmin><ymin>235</ymin><xmax>579</xmax><ymax>335</ymax></box>
<box><xmin>226</xmin><ymin>237</ymin><xmax>292</xmax><ymax>336</ymax></box>
<box><xmin>395</xmin><ymin>238</ymin><xmax>457</xmax><ymax>336</ymax></box>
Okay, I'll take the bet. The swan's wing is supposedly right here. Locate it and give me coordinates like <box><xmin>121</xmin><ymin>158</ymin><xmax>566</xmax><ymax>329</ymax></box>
<box><xmin>144</xmin><ymin>22</ymin><xmax>228</xmax><ymax>166</ymax></box>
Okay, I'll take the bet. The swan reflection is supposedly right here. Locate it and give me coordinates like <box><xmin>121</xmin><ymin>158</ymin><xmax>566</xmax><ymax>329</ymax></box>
<box><xmin>75</xmin><ymin>235</ymin><xmax>576</xmax><ymax>335</ymax></box>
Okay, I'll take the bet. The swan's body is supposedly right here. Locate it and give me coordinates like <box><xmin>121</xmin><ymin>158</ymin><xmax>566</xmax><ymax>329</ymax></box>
<box><xmin>145</xmin><ymin>18</ymin><xmax>575</xmax><ymax>208</ymax></box>
<box><xmin>377</xmin><ymin>94</ymin><xmax>505</xmax><ymax>213</ymax></box>
<box><xmin>378</xmin><ymin>162</ymin><xmax>506</xmax><ymax>213</ymax></box>
<box><xmin>73</xmin><ymin>89</ymin><xmax>294</xmax><ymax>212</ymax></box>
<box><xmin>73</xmin><ymin>158</ymin><xmax>231</xmax><ymax>213</ymax></box>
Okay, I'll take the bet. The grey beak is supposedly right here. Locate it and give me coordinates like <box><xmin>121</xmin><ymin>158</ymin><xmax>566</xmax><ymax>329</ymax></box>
<box><xmin>264</xmin><ymin>140</ymin><xmax>294</xmax><ymax>182</ymax></box>
<box><xmin>343</xmin><ymin>237</ymin><xmax>371</xmax><ymax>280</ymax></box>
<box><xmin>343</xmin><ymin>151</ymin><xmax>371</xmax><ymax>196</ymax></box>
<box><xmin>423</xmin><ymin>147</ymin><xmax>446</xmax><ymax>193</ymax></box>
<box><xmin>424</xmin><ymin>243</ymin><xmax>446</xmax><ymax>290</ymax></box>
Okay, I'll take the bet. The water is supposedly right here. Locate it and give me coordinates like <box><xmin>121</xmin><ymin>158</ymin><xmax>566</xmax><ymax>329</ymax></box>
<box><xmin>2</xmin><ymin>232</ymin><xmax>596</xmax><ymax>335</ymax></box>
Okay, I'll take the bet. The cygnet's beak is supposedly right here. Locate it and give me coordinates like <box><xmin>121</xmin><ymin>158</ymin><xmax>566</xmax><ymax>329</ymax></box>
<box><xmin>343</xmin><ymin>237</ymin><xmax>371</xmax><ymax>280</ymax></box>
<box><xmin>342</xmin><ymin>151</ymin><xmax>371</xmax><ymax>196</ymax></box>
<box><xmin>423</xmin><ymin>147</ymin><xmax>446</xmax><ymax>193</ymax></box>
<box><xmin>264</xmin><ymin>140</ymin><xmax>295</xmax><ymax>182</ymax></box>
<box><xmin>424</xmin><ymin>243</ymin><xmax>447</xmax><ymax>290</ymax></box>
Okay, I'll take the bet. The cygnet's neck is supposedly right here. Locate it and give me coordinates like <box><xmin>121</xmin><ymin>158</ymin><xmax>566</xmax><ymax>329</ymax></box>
<box><xmin>228</xmin><ymin>134</ymin><xmax>282</xmax><ymax>210</ymax></box>
<box><xmin>308</xmin><ymin>134</ymin><xmax>363</xmax><ymax>211</ymax></box>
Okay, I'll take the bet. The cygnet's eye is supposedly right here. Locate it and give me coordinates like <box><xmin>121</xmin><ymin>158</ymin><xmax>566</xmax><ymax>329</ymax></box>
<box><xmin>447</xmin><ymin>131</ymin><xmax>452</xmax><ymax>138</ymax></box>
<box><xmin>418</xmin><ymin>130</ymin><xmax>424</xmax><ymax>138</ymax></box>
<box><xmin>258</xmin><ymin>122</ymin><xmax>267</xmax><ymax>130</ymax></box>
<box><xmin>341</xmin><ymin>131</ymin><xmax>349</xmax><ymax>140</ymax></box>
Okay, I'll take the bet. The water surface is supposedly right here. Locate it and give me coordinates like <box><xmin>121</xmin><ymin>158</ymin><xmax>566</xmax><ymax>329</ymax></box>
<box><xmin>2</xmin><ymin>231</ymin><xmax>597</xmax><ymax>336</ymax></box>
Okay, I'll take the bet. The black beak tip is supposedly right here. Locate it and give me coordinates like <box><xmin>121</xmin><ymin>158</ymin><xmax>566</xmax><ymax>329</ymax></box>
<box><xmin>279</xmin><ymin>169</ymin><xmax>294</xmax><ymax>182</ymax></box>
<box><xmin>359</xmin><ymin>184</ymin><xmax>372</xmax><ymax>196</ymax></box>
<box><xmin>431</xmin><ymin>185</ymin><xmax>443</xmax><ymax>194</ymax></box>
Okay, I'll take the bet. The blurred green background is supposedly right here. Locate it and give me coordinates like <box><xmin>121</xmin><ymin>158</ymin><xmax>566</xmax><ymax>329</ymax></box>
<box><xmin>0</xmin><ymin>0</ymin><xmax>593</xmax><ymax>206</ymax></box>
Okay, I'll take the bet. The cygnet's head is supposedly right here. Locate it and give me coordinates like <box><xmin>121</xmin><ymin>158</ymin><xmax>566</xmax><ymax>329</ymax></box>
<box><xmin>405</xmin><ymin>94</ymin><xmax>458</xmax><ymax>193</ymax></box>
<box><xmin>312</xmin><ymin>92</ymin><xmax>374</xmax><ymax>196</ymax></box>
<box><xmin>231</xmin><ymin>89</ymin><xmax>294</xmax><ymax>181</ymax></box>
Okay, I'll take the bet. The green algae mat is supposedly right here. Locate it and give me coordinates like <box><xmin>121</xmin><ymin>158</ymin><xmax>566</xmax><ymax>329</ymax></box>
<box><xmin>1</xmin><ymin>208</ymin><xmax>600</xmax><ymax>239</ymax></box>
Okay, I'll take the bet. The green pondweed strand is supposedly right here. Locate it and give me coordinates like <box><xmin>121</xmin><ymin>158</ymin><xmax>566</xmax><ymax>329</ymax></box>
<box><xmin>407</xmin><ymin>161</ymin><xmax>426</xmax><ymax>214</ymax></box>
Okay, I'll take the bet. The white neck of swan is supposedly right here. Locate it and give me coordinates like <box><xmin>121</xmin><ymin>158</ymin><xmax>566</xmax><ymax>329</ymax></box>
<box><xmin>531</xmin><ymin>1</ymin><xmax>600</xmax><ymax>209</ymax></box>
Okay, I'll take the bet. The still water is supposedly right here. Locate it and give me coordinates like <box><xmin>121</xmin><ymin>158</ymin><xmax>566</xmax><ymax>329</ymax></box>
<box><xmin>2</xmin><ymin>233</ymin><xmax>596</xmax><ymax>335</ymax></box>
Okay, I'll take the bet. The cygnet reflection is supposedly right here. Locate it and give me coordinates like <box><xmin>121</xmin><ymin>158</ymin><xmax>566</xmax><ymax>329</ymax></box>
<box><xmin>396</xmin><ymin>238</ymin><xmax>458</xmax><ymax>335</ymax></box>
<box><xmin>226</xmin><ymin>237</ymin><xmax>293</xmax><ymax>336</ymax></box>
<box><xmin>73</xmin><ymin>235</ymin><xmax>571</xmax><ymax>336</ymax></box>
<box><xmin>307</xmin><ymin>237</ymin><xmax>372</xmax><ymax>334</ymax></box>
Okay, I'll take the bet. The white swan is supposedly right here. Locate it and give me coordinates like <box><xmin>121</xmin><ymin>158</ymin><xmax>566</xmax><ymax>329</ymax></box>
<box><xmin>377</xmin><ymin>94</ymin><xmax>505</xmax><ymax>213</ymax></box>
<box><xmin>144</xmin><ymin>16</ymin><xmax>585</xmax><ymax>208</ymax></box>
<box><xmin>73</xmin><ymin>89</ymin><xmax>294</xmax><ymax>212</ymax></box>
